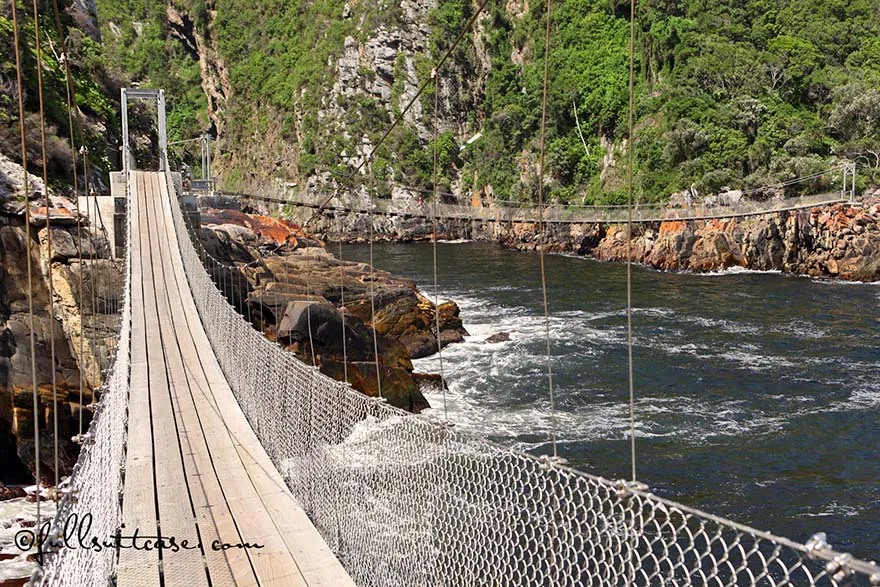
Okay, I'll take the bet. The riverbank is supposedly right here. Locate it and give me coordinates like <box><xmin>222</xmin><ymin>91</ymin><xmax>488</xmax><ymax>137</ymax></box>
<box><xmin>266</xmin><ymin>198</ymin><xmax>880</xmax><ymax>282</ymax></box>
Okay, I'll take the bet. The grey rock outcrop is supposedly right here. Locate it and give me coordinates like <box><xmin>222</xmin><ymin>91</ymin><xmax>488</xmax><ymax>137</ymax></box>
<box><xmin>197</xmin><ymin>207</ymin><xmax>467</xmax><ymax>412</ymax></box>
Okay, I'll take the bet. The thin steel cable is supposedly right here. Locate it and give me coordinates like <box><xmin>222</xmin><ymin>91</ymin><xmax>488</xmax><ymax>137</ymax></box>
<box><xmin>31</xmin><ymin>0</ymin><xmax>60</xmax><ymax>489</ymax></box>
<box><xmin>626</xmin><ymin>0</ymin><xmax>638</xmax><ymax>483</ymax></box>
<box><xmin>536</xmin><ymin>0</ymin><xmax>557</xmax><ymax>459</ymax></box>
<box><xmin>337</xmin><ymin>214</ymin><xmax>348</xmax><ymax>384</ymax></box>
<box><xmin>367</xmin><ymin>163</ymin><xmax>382</xmax><ymax>399</ymax></box>
<box><xmin>50</xmin><ymin>0</ymin><xmax>85</xmax><ymax>439</ymax></box>
<box><xmin>82</xmin><ymin>147</ymin><xmax>97</xmax><ymax>387</ymax></box>
<box><xmin>11</xmin><ymin>0</ymin><xmax>42</xmax><ymax>543</ymax></box>
<box><xmin>304</xmin><ymin>250</ymin><xmax>317</xmax><ymax>368</ymax></box>
<box><xmin>430</xmin><ymin>73</ymin><xmax>448</xmax><ymax>422</ymax></box>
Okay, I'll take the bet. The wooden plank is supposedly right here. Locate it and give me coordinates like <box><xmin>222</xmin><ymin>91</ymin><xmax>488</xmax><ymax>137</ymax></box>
<box><xmin>141</xmin><ymin>173</ymin><xmax>210</xmax><ymax>587</ymax></box>
<box><xmin>155</xmin><ymin>174</ymin><xmax>356</xmax><ymax>587</ymax></box>
<box><xmin>118</xmin><ymin>171</ymin><xmax>355</xmax><ymax>586</ymax></box>
<box><xmin>153</xmin><ymin>174</ymin><xmax>306</xmax><ymax>587</ymax></box>
<box><xmin>118</xmin><ymin>172</ymin><xmax>161</xmax><ymax>587</ymax></box>
<box><xmin>147</xmin><ymin>175</ymin><xmax>246</xmax><ymax>587</ymax></box>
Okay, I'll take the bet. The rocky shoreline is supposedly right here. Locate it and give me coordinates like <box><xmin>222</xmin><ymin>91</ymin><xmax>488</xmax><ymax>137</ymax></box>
<box><xmin>0</xmin><ymin>152</ymin><xmax>469</xmax><ymax>491</ymax></box>
<box><xmin>0</xmin><ymin>155</ymin><xmax>122</xmax><ymax>489</ymax></box>
<box><xmin>275</xmin><ymin>197</ymin><xmax>880</xmax><ymax>282</ymax></box>
<box><xmin>498</xmin><ymin>201</ymin><xmax>880</xmax><ymax>281</ymax></box>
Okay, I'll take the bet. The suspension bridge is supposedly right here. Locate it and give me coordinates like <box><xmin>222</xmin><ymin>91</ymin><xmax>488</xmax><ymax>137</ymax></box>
<box><xmin>5</xmin><ymin>0</ymin><xmax>879</xmax><ymax>584</ymax></box>
<box><xmin>227</xmin><ymin>185</ymin><xmax>854</xmax><ymax>226</ymax></box>
<box><xmin>29</xmin><ymin>163</ymin><xmax>880</xmax><ymax>587</ymax></box>
<box><xmin>26</xmin><ymin>92</ymin><xmax>879</xmax><ymax>585</ymax></box>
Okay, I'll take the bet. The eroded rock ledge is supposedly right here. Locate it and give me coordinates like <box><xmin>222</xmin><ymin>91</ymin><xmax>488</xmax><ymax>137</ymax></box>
<box><xmin>497</xmin><ymin>201</ymin><xmax>880</xmax><ymax>281</ymax></box>
<box><xmin>196</xmin><ymin>209</ymin><xmax>467</xmax><ymax>413</ymax></box>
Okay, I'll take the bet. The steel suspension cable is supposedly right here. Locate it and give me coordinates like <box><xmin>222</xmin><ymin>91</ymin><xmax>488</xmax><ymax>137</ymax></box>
<box><xmin>430</xmin><ymin>72</ymin><xmax>448</xmax><ymax>423</ymax></box>
<box><xmin>30</xmin><ymin>0</ymin><xmax>61</xmax><ymax>489</ymax></box>
<box><xmin>367</xmin><ymin>163</ymin><xmax>383</xmax><ymax>399</ymax></box>
<box><xmin>337</xmin><ymin>213</ymin><xmax>348</xmax><ymax>384</ymax></box>
<box><xmin>82</xmin><ymin>147</ymin><xmax>98</xmax><ymax>386</ymax></box>
<box><xmin>11</xmin><ymin>0</ymin><xmax>42</xmax><ymax>542</ymax></box>
<box><xmin>304</xmin><ymin>247</ymin><xmax>317</xmax><ymax>368</ymax></box>
<box><xmin>626</xmin><ymin>0</ymin><xmax>638</xmax><ymax>483</ymax></box>
<box><xmin>50</xmin><ymin>0</ymin><xmax>85</xmax><ymax>440</ymax></box>
<box><xmin>536</xmin><ymin>0</ymin><xmax>557</xmax><ymax>459</ymax></box>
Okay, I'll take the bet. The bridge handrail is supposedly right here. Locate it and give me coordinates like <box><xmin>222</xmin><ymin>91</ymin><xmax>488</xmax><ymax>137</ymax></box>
<box><xmin>168</xmin><ymin>168</ymin><xmax>878</xmax><ymax>586</ymax></box>
<box><xmin>35</xmin><ymin>180</ymin><xmax>132</xmax><ymax>586</ymax></box>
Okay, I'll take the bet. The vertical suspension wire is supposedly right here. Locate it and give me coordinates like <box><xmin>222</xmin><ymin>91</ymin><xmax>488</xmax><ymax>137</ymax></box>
<box><xmin>536</xmin><ymin>0</ymin><xmax>557</xmax><ymax>459</ymax></box>
<box><xmin>79</xmin><ymin>145</ymin><xmax>101</xmax><ymax>390</ymax></box>
<box><xmin>11</xmin><ymin>0</ymin><xmax>42</xmax><ymax>537</ymax></box>
<box><xmin>626</xmin><ymin>0</ymin><xmax>638</xmax><ymax>483</ymax></box>
<box><xmin>430</xmin><ymin>71</ymin><xmax>448</xmax><ymax>422</ymax></box>
<box><xmin>82</xmin><ymin>147</ymin><xmax>97</xmax><ymax>390</ymax></box>
<box><xmin>31</xmin><ymin>0</ymin><xmax>60</xmax><ymax>489</ymax></box>
<box><xmin>337</xmin><ymin>213</ymin><xmax>348</xmax><ymax>384</ymax></box>
<box><xmin>50</xmin><ymin>0</ymin><xmax>84</xmax><ymax>437</ymax></box>
<box><xmin>304</xmin><ymin>244</ymin><xmax>317</xmax><ymax>368</ymax></box>
<box><xmin>367</xmin><ymin>161</ymin><xmax>383</xmax><ymax>399</ymax></box>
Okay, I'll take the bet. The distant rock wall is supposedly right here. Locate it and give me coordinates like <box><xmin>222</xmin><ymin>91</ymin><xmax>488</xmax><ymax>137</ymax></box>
<box><xmin>576</xmin><ymin>202</ymin><xmax>880</xmax><ymax>281</ymax></box>
<box><xmin>272</xmin><ymin>199</ymin><xmax>880</xmax><ymax>281</ymax></box>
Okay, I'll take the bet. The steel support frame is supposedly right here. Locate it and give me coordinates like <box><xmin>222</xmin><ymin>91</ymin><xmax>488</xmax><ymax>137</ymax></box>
<box><xmin>120</xmin><ymin>88</ymin><xmax>168</xmax><ymax>175</ymax></box>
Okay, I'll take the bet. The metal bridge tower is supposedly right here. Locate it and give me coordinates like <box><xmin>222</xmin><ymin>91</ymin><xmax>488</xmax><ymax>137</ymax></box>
<box><xmin>120</xmin><ymin>88</ymin><xmax>169</xmax><ymax>174</ymax></box>
<box><xmin>842</xmin><ymin>161</ymin><xmax>857</xmax><ymax>202</ymax></box>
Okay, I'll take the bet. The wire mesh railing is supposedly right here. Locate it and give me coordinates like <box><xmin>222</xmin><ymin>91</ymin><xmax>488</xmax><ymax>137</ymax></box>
<box><xmin>167</xmin><ymin>168</ymin><xmax>879</xmax><ymax>586</ymax></box>
<box><xmin>29</xmin><ymin>189</ymin><xmax>132</xmax><ymax>586</ymax></box>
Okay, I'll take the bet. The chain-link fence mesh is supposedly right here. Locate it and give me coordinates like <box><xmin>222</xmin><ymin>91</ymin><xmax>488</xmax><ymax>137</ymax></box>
<box><xmin>32</xmin><ymin>190</ymin><xmax>132</xmax><ymax>586</ymax></box>
<box><xmin>167</xmin><ymin>169</ymin><xmax>878</xmax><ymax>586</ymax></box>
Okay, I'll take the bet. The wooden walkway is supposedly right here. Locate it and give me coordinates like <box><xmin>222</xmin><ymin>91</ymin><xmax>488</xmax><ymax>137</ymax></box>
<box><xmin>118</xmin><ymin>171</ymin><xmax>355</xmax><ymax>587</ymax></box>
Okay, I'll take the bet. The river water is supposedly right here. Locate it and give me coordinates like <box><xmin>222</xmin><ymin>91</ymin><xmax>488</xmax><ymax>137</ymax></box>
<box><xmin>343</xmin><ymin>241</ymin><xmax>880</xmax><ymax>561</ymax></box>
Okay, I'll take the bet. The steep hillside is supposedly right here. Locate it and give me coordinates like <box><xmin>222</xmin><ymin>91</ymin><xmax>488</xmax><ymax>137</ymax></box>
<box><xmin>96</xmin><ymin>0</ymin><xmax>880</xmax><ymax>203</ymax></box>
<box><xmin>0</xmin><ymin>0</ymin><xmax>126</xmax><ymax>185</ymax></box>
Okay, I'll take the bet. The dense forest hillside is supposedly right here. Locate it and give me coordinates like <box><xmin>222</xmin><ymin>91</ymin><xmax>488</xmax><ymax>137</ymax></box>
<box><xmin>24</xmin><ymin>0</ymin><xmax>880</xmax><ymax>203</ymax></box>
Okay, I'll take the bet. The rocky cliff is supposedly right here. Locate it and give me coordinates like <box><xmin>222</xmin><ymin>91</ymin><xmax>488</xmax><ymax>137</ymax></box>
<box><xmin>0</xmin><ymin>154</ymin><xmax>121</xmax><ymax>486</ymax></box>
<box><xmin>583</xmin><ymin>203</ymin><xmax>880</xmax><ymax>280</ymax></box>
<box><xmin>491</xmin><ymin>201</ymin><xmax>880</xmax><ymax>281</ymax></box>
<box><xmin>268</xmin><ymin>195</ymin><xmax>880</xmax><ymax>282</ymax></box>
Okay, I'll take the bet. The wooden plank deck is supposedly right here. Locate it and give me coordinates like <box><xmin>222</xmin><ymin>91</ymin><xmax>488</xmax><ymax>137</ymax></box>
<box><xmin>119</xmin><ymin>171</ymin><xmax>355</xmax><ymax>587</ymax></box>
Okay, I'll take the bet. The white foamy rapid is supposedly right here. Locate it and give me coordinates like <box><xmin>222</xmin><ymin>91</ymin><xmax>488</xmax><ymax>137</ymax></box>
<box><xmin>410</xmin><ymin>285</ymin><xmax>879</xmax><ymax>452</ymax></box>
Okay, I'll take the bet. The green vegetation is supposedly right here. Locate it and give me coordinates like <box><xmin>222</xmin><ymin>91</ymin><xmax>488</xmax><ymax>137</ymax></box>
<box><xmin>455</xmin><ymin>0</ymin><xmax>880</xmax><ymax>203</ymax></box>
<box><xmin>0</xmin><ymin>2</ymin><xmax>121</xmax><ymax>183</ymax></box>
<box><xmin>9</xmin><ymin>0</ymin><xmax>879</xmax><ymax>203</ymax></box>
<box><xmin>206</xmin><ymin>0</ymin><xmax>880</xmax><ymax>202</ymax></box>
<box><xmin>95</xmin><ymin>0</ymin><xmax>209</xmax><ymax>170</ymax></box>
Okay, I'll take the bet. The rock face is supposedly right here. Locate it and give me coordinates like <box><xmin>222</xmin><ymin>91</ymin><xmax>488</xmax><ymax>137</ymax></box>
<box><xmin>196</xmin><ymin>208</ymin><xmax>468</xmax><ymax>413</ymax></box>
<box><xmin>0</xmin><ymin>155</ymin><xmax>121</xmax><ymax>485</ymax></box>
<box><xmin>284</xmin><ymin>197</ymin><xmax>880</xmax><ymax>281</ymax></box>
<box><xmin>581</xmin><ymin>202</ymin><xmax>880</xmax><ymax>280</ymax></box>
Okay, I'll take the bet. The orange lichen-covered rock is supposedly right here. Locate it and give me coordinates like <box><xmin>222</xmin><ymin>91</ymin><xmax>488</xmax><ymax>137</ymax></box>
<box><xmin>659</xmin><ymin>220</ymin><xmax>687</xmax><ymax>234</ymax></box>
<box><xmin>200</xmin><ymin>208</ymin><xmax>315</xmax><ymax>247</ymax></box>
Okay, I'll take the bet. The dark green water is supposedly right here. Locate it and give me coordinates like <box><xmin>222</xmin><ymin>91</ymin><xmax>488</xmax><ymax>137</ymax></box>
<box><xmin>343</xmin><ymin>241</ymin><xmax>880</xmax><ymax>561</ymax></box>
